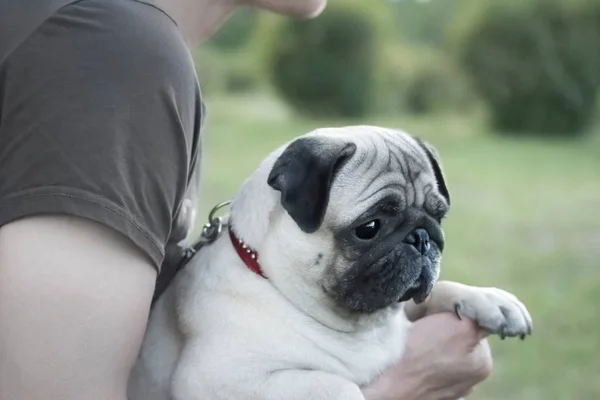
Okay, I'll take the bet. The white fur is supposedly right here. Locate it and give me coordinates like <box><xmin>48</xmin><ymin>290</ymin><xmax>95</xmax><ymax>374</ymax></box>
<box><xmin>128</xmin><ymin>126</ymin><xmax>533</xmax><ymax>400</ymax></box>
<box><xmin>129</xmin><ymin>235</ymin><xmax>411</xmax><ymax>400</ymax></box>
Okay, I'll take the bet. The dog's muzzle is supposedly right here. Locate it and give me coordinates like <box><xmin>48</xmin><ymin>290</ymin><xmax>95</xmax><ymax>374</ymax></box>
<box><xmin>404</xmin><ymin>228</ymin><xmax>431</xmax><ymax>256</ymax></box>
<box><xmin>330</xmin><ymin>225</ymin><xmax>441</xmax><ymax>314</ymax></box>
<box><xmin>397</xmin><ymin>228</ymin><xmax>435</xmax><ymax>304</ymax></box>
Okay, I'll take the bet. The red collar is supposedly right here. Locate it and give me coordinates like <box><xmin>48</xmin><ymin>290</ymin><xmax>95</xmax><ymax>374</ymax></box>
<box><xmin>228</xmin><ymin>226</ymin><xmax>267</xmax><ymax>279</ymax></box>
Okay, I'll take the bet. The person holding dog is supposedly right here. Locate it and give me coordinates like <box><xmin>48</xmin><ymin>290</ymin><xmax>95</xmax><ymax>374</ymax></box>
<box><xmin>0</xmin><ymin>0</ymin><xmax>492</xmax><ymax>399</ymax></box>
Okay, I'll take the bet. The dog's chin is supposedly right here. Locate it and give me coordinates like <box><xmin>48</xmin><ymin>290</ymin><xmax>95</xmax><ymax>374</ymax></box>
<box><xmin>397</xmin><ymin>267</ymin><xmax>436</xmax><ymax>305</ymax></box>
<box><xmin>328</xmin><ymin>247</ymin><xmax>439</xmax><ymax>314</ymax></box>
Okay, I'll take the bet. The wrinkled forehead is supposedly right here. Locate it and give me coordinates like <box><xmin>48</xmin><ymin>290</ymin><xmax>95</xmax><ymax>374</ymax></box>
<box><xmin>313</xmin><ymin>126</ymin><xmax>439</xmax><ymax>225</ymax></box>
<box><xmin>308</xmin><ymin>125</ymin><xmax>425</xmax><ymax>159</ymax></box>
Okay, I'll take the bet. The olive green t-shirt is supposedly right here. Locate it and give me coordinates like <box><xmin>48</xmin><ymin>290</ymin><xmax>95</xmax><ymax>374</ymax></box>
<box><xmin>0</xmin><ymin>0</ymin><xmax>204</xmax><ymax>299</ymax></box>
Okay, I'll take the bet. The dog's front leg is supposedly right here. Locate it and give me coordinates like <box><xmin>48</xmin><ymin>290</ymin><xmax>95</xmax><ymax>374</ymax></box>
<box><xmin>257</xmin><ymin>370</ymin><xmax>365</xmax><ymax>400</ymax></box>
<box><xmin>171</xmin><ymin>344</ymin><xmax>364</xmax><ymax>400</ymax></box>
<box><xmin>173</xmin><ymin>368</ymin><xmax>364</xmax><ymax>400</ymax></box>
<box><xmin>404</xmin><ymin>280</ymin><xmax>533</xmax><ymax>340</ymax></box>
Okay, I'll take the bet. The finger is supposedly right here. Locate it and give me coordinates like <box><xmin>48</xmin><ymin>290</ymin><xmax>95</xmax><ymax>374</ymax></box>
<box><xmin>454</xmin><ymin>317</ymin><xmax>485</xmax><ymax>346</ymax></box>
<box><xmin>456</xmin><ymin>317</ymin><xmax>490</xmax><ymax>346</ymax></box>
<box><xmin>467</xmin><ymin>339</ymin><xmax>494</xmax><ymax>381</ymax></box>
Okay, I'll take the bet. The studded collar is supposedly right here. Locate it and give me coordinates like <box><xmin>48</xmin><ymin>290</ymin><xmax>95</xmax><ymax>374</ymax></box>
<box><xmin>228</xmin><ymin>226</ymin><xmax>267</xmax><ymax>279</ymax></box>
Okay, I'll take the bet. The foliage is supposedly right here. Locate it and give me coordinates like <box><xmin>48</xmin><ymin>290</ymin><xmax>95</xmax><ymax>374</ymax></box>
<box><xmin>450</xmin><ymin>0</ymin><xmax>600</xmax><ymax>135</ymax></box>
<box><xmin>207</xmin><ymin>8</ymin><xmax>257</xmax><ymax>51</ymax></box>
<box><xmin>259</xmin><ymin>0</ymin><xmax>393</xmax><ymax>119</ymax></box>
<box><xmin>377</xmin><ymin>42</ymin><xmax>477</xmax><ymax>115</ymax></box>
<box><xmin>391</xmin><ymin>0</ymin><xmax>461</xmax><ymax>46</ymax></box>
<box><xmin>193</xmin><ymin>46</ymin><xmax>263</xmax><ymax>95</ymax></box>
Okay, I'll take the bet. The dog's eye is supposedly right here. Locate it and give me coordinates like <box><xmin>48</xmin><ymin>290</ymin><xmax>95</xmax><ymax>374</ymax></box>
<box><xmin>355</xmin><ymin>219</ymin><xmax>381</xmax><ymax>240</ymax></box>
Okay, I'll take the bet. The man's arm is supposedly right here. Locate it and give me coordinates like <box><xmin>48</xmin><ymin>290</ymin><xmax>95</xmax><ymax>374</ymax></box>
<box><xmin>0</xmin><ymin>216</ymin><xmax>156</xmax><ymax>400</ymax></box>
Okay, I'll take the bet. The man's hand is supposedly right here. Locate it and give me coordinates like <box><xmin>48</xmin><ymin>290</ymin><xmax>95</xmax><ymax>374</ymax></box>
<box><xmin>362</xmin><ymin>313</ymin><xmax>493</xmax><ymax>400</ymax></box>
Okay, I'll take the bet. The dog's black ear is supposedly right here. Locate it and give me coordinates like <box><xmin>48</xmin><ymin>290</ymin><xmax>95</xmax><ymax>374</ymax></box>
<box><xmin>267</xmin><ymin>137</ymin><xmax>357</xmax><ymax>233</ymax></box>
<box><xmin>414</xmin><ymin>137</ymin><xmax>450</xmax><ymax>206</ymax></box>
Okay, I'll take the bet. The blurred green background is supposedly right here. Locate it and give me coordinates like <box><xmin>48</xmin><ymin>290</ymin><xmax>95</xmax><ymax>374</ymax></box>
<box><xmin>190</xmin><ymin>0</ymin><xmax>600</xmax><ymax>398</ymax></box>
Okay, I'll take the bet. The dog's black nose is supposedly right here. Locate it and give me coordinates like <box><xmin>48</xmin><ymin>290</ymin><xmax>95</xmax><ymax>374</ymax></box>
<box><xmin>404</xmin><ymin>228</ymin><xmax>430</xmax><ymax>255</ymax></box>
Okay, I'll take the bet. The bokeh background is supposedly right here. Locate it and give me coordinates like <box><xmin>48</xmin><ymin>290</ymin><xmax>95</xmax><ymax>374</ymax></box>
<box><xmin>190</xmin><ymin>0</ymin><xmax>600</xmax><ymax>398</ymax></box>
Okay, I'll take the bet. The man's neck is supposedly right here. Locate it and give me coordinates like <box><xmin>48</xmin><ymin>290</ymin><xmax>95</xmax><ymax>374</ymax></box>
<box><xmin>156</xmin><ymin>0</ymin><xmax>240</xmax><ymax>45</ymax></box>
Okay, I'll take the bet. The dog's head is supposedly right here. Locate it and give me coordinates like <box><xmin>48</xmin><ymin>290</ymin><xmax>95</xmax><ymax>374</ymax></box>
<box><xmin>230</xmin><ymin>126</ymin><xmax>450</xmax><ymax>318</ymax></box>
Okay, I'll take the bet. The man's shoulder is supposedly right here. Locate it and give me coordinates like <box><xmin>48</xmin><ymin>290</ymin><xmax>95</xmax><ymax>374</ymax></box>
<box><xmin>78</xmin><ymin>0</ymin><xmax>178</xmax><ymax>35</ymax></box>
<box><xmin>1</xmin><ymin>0</ymin><xmax>197</xmax><ymax>94</ymax></box>
<box><xmin>59</xmin><ymin>0</ymin><xmax>184</xmax><ymax>54</ymax></box>
<box><xmin>0</xmin><ymin>0</ymin><xmax>73</xmax><ymax>64</ymax></box>
<box><xmin>1</xmin><ymin>0</ymin><xmax>185</xmax><ymax>66</ymax></box>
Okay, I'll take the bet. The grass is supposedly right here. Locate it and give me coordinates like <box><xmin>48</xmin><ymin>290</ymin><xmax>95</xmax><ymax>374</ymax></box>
<box><xmin>193</xmin><ymin>92</ymin><xmax>600</xmax><ymax>400</ymax></box>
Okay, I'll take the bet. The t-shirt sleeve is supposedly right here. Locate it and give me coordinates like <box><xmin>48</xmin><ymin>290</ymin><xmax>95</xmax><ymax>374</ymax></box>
<box><xmin>0</xmin><ymin>0</ymin><xmax>203</xmax><ymax>270</ymax></box>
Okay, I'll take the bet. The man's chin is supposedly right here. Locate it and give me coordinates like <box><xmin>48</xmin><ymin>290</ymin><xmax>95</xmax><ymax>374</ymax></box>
<box><xmin>300</xmin><ymin>0</ymin><xmax>327</xmax><ymax>19</ymax></box>
<box><xmin>254</xmin><ymin>0</ymin><xmax>327</xmax><ymax>19</ymax></box>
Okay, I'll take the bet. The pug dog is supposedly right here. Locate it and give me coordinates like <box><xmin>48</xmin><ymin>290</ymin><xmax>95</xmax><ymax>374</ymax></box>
<box><xmin>128</xmin><ymin>125</ymin><xmax>533</xmax><ymax>400</ymax></box>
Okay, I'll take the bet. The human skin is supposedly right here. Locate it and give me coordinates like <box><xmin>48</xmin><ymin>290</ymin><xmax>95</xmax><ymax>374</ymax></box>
<box><xmin>0</xmin><ymin>1</ymin><xmax>492</xmax><ymax>400</ymax></box>
<box><xmin>0</xmin><ymin>216</ymin><xmax>157</xmax><ymax>400</ymax></box>
<box><xmin>362</xmin><ymin>314</ymin><xmax>493</xmax><ymax>400</ymax></box>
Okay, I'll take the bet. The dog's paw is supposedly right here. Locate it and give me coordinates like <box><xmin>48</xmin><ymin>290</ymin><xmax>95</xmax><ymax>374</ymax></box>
<box><xmin>453</xmin><ymin>287</ymin><xmax>533</xmax><ymax>340</ymax></box>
